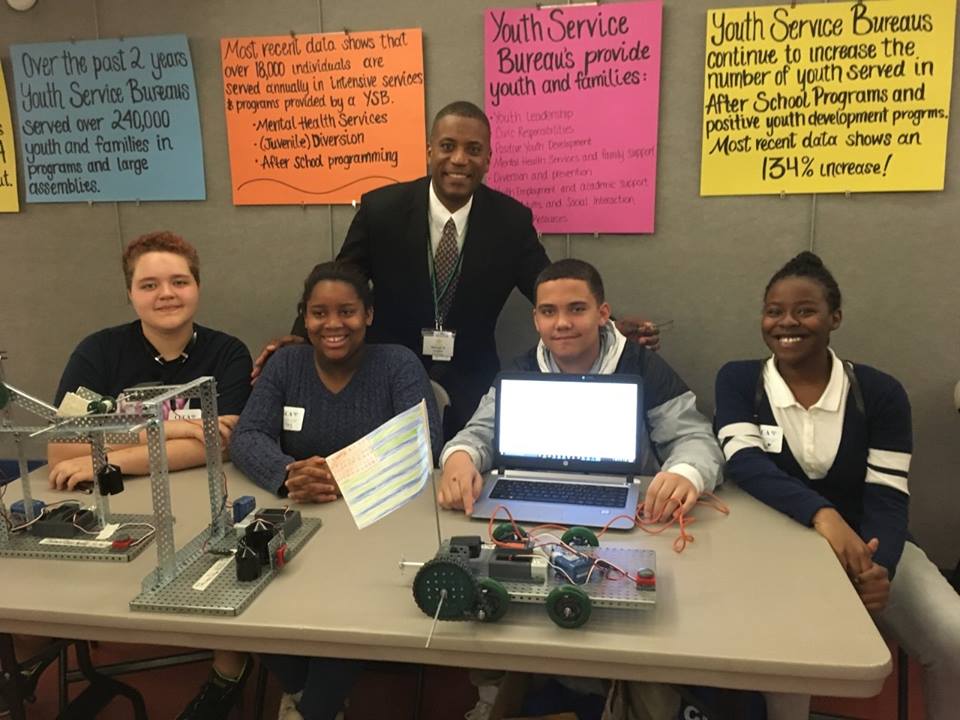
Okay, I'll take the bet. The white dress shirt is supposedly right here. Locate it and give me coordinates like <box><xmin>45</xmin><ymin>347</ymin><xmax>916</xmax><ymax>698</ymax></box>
<box><xmin>428</xmin><ymin>180</ymin><xmax>472</xmax><ymax>254</ymax></box>
<box><xmin>763</xmin><ymin>348</ymin><xmax>848</xmax><ymax>480</ymax></box>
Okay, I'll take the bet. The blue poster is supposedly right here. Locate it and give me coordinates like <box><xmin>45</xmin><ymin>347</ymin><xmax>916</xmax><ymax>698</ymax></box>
<box><xmin>11</xmin><ymin>34</ymin><xmax>205</xmax><ymax>203</ymax></box>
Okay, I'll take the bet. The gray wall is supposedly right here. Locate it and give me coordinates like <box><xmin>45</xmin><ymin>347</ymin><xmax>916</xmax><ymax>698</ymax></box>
<box><xmin>1</xmin><ymin>0</ymin><xmax>957</xmax><ymax>567</ymax></box>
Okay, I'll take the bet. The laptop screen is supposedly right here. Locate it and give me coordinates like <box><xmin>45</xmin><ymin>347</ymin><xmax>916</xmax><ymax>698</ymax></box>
<box><xmin>494</xmin><ymin>373</ymin><xmax>644</xmax><ymax>475</ymax></box>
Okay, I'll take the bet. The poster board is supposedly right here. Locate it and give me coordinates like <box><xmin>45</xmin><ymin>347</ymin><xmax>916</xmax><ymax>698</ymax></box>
<box><xmin>10</xmin><ymin>34</ymin><xmax>205</xmax><ymax>203</ymax></box>
<box><xmin>0</xmin><ymin>62</ymin><xmax>19</xmax><ymax>212</ymax></box>
<box><xmin>700</xmin><ymin>0</ymin><xmax>957</xmax><ymax>195</ymax></box>
<box><xmin>221</xmin><ymin>29</ymin><xmax>427</xmax><ymax>205</ymax></box>
<box><xmin>484</xmin><ymin>1</ymin><xmax>663</xmax><ymax>233</ymax></box>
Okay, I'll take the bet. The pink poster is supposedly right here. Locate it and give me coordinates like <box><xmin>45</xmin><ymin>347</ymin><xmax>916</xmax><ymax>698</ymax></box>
<box><xmin>484</xmin><ymin>1</ymin><xmax>663</xmax><ymax>234</ymax></box>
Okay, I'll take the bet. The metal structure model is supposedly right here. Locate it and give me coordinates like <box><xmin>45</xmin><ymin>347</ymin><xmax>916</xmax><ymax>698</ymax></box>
<box><xmin>0</xmin><ymin>353</ymin><xmax>320</xmax><ymax>616</ymax></box>
<box><xmin>0</xmin><ymin>353</ymin><xmax>158</xmax><ymax>562</ymax></box>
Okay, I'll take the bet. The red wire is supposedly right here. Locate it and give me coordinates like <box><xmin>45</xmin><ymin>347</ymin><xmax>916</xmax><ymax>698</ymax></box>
<box><xmin>486</xmin><ymin>504</ymin><xmax>528</xmax><ymax>549</ymax></box>
<box><xmin>479</xmin><ymin>493</ymin><xmax>732</xmax><ymax>587</ymax></box>
<box><xmin>486</xmin><ymin>493</ymin><xmax>730</xmax><ymax>556</ymax></box>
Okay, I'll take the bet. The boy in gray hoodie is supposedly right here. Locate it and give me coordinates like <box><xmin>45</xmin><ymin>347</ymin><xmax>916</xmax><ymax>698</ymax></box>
<box><xmin>437</xmin><ymin>258</ymin><xmax>722</xmax><ymax>519</ymax></box>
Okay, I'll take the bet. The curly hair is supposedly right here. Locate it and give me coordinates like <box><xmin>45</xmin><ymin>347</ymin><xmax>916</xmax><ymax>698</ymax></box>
<box><xmin>765</xmin><ymin>251</ymin><xmax>841</xmax><ymax>311</ymax></box>
<box><xmin>122</xmin><ymin>231</ymin><xmax>199</xmax><ymax>290</ymax></box>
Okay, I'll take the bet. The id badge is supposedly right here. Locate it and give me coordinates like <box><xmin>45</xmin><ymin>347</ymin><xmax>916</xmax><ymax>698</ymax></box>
<box><xmin>421</xmin><ymin>329</ymin><xmax>456</xmax><ymax>362</ymax></box>
<box><xmin>283</xmin><ymin>406</ymin><xmax>305</xmax><ymax>432</ymax></box>
<box><xmin>759</xmin><ymin>424</ymin><xmax>784</xmax><ymax>454</ymax></box>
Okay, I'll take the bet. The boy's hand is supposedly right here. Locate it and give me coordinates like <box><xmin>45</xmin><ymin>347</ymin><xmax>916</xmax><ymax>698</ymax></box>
<box><xmin>284</xmin><ymin>456</ymin><xmax>339</xmax><ymax>503</ymax></box>
<box><xmin>438</xmin><ymin>451</ymin><xmax>483</xmax><ymax>514</ymax></box>
<box><xmin>614</xmin><ymin>318</ymin><xmax>661</xmax><ymax>352</ymax></box>
<box><xmin>182</xmin><ymin>415</ymin><xmax>239</xmax><ymax>448</ymax></box>
<box><xmin>48</xmin><ymin>456</ymin><xmax>95</xmax><ymax>490</ymax></box>
<box><xmin>166</xmin><ymin>419</ymin><xmax>207</xmax><ymax>442</ymax></box>
<box><xmin>643</xmin><ymin>471</ymin><xmax>699</xmax><ymax>521</ymax></box>
<box><xmin>251</xmin><ymin>335</ymin><xmax>305</xmax><ymax>383</ymax></box>
<box><xmin>855</xmin><ymin>561</ymin><xmax>891</xmax><ymax>612</ymax></box>
<box><xmin>812</xmin><ymin>507</ymin><xmax>875</xmax><ymax>576</ymax></box>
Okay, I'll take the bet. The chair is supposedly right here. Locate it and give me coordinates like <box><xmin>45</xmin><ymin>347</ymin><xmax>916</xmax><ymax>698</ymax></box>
<box><xmin>896</xmin><ymin>646</ymin><xmax>909</xmax><ymax>720</ymax></box>
<box><xmin>0</xmin><ymin>635</ymin><xmax>149</xmax><ymax>720</ymax></box>
<box><xmin>0</xmin><ymin>634</ymin><xmax>66</xmax><ymax>720</ymax></box>
<box><xmin>430</xmin><ymin>380</ymin><xmax>451</xmax><ymax>421</ymax></box>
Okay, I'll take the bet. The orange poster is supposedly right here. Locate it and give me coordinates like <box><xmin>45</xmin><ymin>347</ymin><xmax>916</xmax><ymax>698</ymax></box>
<box><xmin>221</xmin><ymin>29</ymin><xmax>426</xmax><ymax>205</ymax></box>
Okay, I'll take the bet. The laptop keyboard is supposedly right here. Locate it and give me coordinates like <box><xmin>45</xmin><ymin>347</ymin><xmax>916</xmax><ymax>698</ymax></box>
<box><xmin>490</xmin><ymin>479</ymin><xmax>629</xmax><ymax>508</ymax></box>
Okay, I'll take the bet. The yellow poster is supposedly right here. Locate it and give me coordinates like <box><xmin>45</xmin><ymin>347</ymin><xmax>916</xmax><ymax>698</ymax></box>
<box><xmin>700</xmin><ymin>0</ymin><xmax>956</xmax><ymax>196</ymax></box>
<box><xmin>0</xmin><ymin>62</ymin><xmax>20</xmax><ymax>212</ymax></box>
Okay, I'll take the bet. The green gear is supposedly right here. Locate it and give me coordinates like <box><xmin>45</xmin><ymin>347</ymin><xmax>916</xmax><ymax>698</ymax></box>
<box><xmin>492</xmin><ymin>522</ymin><xmax>528</xmax><ymax>544</ymax></box>
<box><xmin>412</xmin><ymin>555</ymin><xmax>479</xmax><ymax>621</ymax></box>
<box><xmin>546</xmin><ymin>585</ymin><xmax>592</xmax><ymax>629</ymax></box>
<box><xmin>561</xmin><ymin>526</ymin><xmax>599</xmax><ymax>548</ymax></box>
<box><xmin>477</xmin><ymin>578</ymin><xmax>510</xmax><ymax>622</ymax></box>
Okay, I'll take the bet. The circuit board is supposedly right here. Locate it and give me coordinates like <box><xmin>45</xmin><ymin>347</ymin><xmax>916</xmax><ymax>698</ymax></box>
<box><xmin>494</xmin><ymin>545</ymin><xmax>656</xmax><ymax>608</ymax></box>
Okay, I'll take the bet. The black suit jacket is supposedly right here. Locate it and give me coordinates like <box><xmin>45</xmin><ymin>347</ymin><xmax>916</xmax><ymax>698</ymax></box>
<box><xmin>298</xmin><ymin>176</ymin><xmax>550</xmax><ymax>435</ymax></box>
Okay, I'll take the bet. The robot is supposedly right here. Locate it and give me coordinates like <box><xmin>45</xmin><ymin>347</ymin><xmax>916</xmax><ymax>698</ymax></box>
<box><xmin>403</xmin><ymin>524</ymin><xmax>656</xmax><ymax>629</ymax></box>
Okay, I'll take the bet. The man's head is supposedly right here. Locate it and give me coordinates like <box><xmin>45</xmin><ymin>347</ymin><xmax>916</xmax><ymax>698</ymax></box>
<box><xmin>428</xmin><ymin>101</ymin><xmax>492</xmax><ymax>213</ymax></box>
<box><xmin>533</xmin><ymin>260</ymin><xmax>611</xmax><ymax>373</ymax></box>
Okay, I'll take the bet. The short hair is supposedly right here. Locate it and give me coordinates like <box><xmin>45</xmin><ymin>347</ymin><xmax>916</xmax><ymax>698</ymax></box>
<box><xmin>764</xmin><ymin>251</ymin><xmax>842</xmax><ymax>311</ymax></box>
<box><xmin>430</xmin><ymin>101</ymin><xmax>491</xmax><ymax>137</ymax></box>
<box><xmin>298</xmin><ymin>261</ymin><xmax>374</xmax><ymax>314</ymax></box>
<box><xmin>122</xmin><ymin>231</ymin><xmax>199</xmax><ymax>290</ymax></box>
<box><xmin>534</xmin><ymin>259</ymin><xmax>605</xmax><ymax>304</ymax></box>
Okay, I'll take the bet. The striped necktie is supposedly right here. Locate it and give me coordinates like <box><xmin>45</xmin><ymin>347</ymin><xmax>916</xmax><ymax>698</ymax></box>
<box><xmin>434</xmin><ymin>217</ymin><xmax>460</xmax><ymax>321</ymax></box>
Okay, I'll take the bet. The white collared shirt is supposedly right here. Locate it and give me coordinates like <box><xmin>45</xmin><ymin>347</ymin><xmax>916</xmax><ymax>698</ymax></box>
<box><xmin>428</xmin><ymin>180</ymin><xmax>472</xmax><ymax>254</ymax></box>
<box><xmin>763</xmin><ymin>348</ymin><xmax>848</xmax><ymax>480</ymax></box>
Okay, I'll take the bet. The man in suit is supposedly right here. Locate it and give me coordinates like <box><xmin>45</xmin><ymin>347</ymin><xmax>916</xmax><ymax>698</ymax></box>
<box><xmin>254</xmin><ymin>101</ymin><xmax>657</xmax><ymax>437</ymax></box>
<box><xmin>334</xmin><ymin>101</ymin><xmax>551</xmax><ymax>436</ymax></box>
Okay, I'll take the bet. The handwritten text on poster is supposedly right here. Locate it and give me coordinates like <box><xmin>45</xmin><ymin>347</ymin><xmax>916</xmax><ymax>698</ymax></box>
<box><xmin>700</xmin><ymin>1</ymin><xmax>956</xmax><ymax>195</ymax></box>
<box><xmin>220</xmin><ymin>29</ymin><xmax>426</xmax><ymax>205</ymax></box>
<box><xmin>10</xmin><ymin>35</ymin><xmax>205</xmax><ymax>203</ymax></box>
<box><xmin>484</xmin><ymin>1</ymin><xmax>663</xmax><ymax>233</ymax></box>
<box><xmin>0</xmin><ymin>63</ymin><xmax>19</xmax><ymax>212</ymax></box>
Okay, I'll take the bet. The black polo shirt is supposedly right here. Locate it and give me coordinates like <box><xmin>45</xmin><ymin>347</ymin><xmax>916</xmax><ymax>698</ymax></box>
<box><xmin>54</xmin><ymin>321</ymin><xmax>252</xmax><ymax>415</ymax></box>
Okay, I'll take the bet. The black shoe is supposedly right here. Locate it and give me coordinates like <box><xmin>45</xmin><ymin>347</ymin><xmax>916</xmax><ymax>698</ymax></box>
<box><xmin>177</xmin><ymin>661</ymin><xmax>250</xmax><ymax>720</ymax></box>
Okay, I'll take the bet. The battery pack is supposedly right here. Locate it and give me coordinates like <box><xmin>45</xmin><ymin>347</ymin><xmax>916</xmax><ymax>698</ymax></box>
<box><xmin>489</xmin><ymin>547</ymin><xmax>548</xmax><ymax>583</ymax></box>
<box><xmin>232</xmin><ymin>495</ymin><xmax>256</xmax><ymax>523</ymax></box>
<box><xmin>31</xmin><ymin>505</ymin><xmax>96</xmax><ymax>538</ymax></box>
<box><xmin>551</xmin><ymin>548</ymin><xmax>594</xmax><ymax>584</ymax></box>
<box><xmin>10</xmin><ymin>499</ymin><xmax>46</xmax><ymax>519</ymax></box>
<box><xmin>256</xmin><ymin>508</ymin><xmax>302</xmax><ymax>538</ymax></box>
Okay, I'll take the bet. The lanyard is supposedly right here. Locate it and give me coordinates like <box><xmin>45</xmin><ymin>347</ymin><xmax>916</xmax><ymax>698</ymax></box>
<box><xmin>427</xmin><ymin>233</ymin><xmax>465</xmax><ymax>329</ymax></box>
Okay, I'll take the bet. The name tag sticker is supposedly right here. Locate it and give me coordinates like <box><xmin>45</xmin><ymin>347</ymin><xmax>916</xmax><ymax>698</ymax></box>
<box><xmin>283</xmin><ymin>406</ymin><xmax>305</xmax><ymax>432</ymax></box>
<box><xmin>169</xmin><ymin>408</ymin><xmax>203</xmax><ymax>421</ymax></box>
<box><xmin>421</xmin><ymin>329</ymin><xmax>455</xmax><ymax>362</ymax></box>
<box><xmin>760</xmin><ymin>424</ymin><xmax>783</xmax><ymax>454</ymax></box>
<box><xmin>97</xmin><ymin>523</ymin><xmax>120</xmax><ymax>540</ymax></box>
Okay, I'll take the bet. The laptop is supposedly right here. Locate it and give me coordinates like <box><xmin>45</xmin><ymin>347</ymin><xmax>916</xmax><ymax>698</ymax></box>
<box><xmin>470</xmin><ymin>372</ymin><xmax>648</xmax><ymax>530</ymax></box>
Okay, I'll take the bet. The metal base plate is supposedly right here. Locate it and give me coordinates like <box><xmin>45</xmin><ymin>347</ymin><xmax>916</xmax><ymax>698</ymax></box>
<box><xmin>0</xmin><ymin>513</ymin><xmax>156</xmax><ymax>562</ymax></box>
<box><xmin>129</xmin><ymin>517</ymin><xmax>322</xmax><ymax>616</ymax></box>
<box><xmin>501</xmin><ymin>547</ymin><xmax>657</xmax><ymax>608</ymax></box>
